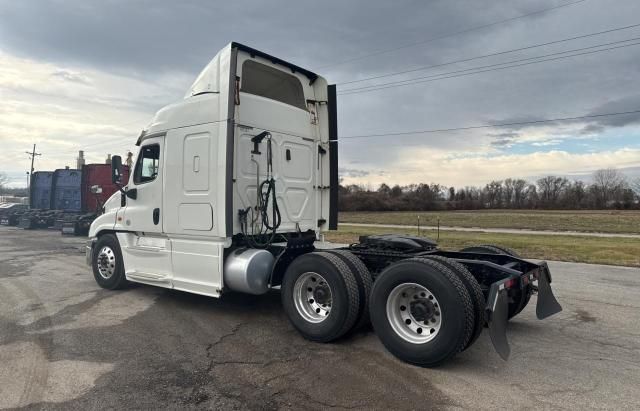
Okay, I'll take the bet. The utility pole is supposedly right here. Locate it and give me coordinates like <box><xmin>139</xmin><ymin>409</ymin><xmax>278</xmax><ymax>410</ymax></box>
<box><xmin>25</xmin><ymin>144</ymin><xmax>41</xmax><ymax>190</ymax></box>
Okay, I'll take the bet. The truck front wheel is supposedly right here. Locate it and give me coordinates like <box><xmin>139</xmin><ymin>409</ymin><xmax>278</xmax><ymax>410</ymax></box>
<box><xmin>92</xmin><ymin>234</ymin><xmax>128</xmax><ymax>290</ymax></box>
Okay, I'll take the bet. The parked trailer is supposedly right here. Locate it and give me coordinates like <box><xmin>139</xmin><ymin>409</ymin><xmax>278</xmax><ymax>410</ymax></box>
<box><xmin>60</xmin><ymin>164</ymin><xmax>130</xmax><ymax>235</ymax></box>
<box><xmin>52</xmin><ymin>168</ymin><xmax>82</xmax><ymax>212</ymax></box>
<box><xmin>20</xmin><ymin>170</ymin><xmax>73</xmax><ymax>230</ymax></box>
<box><xmin>18</xmin><ymin>171</ymin><xmax>58</xmax><ymax>229</ymax></box>
<box><xmin>0</xmin><ymin>203</ymin><xmax>28</xmax><ymax>226</ymax></box>
<box><xmin>30</xmin><ymin>171</ymin><xmax>54</xmax><ymax>209</ymax></box>
<box><xmin>18</xmin><ymin>209</ymin><xmax>63</xmax><ymax>229</ymax></box>
<box><xmin>85</xmin><ymin>43</ymin><xmax>561</xmax><ymax>366</ymax></box>
<box><xmin>82</xmin><ymin>164</ymin><xmax>130</xmax><ymax>213</ymax></box>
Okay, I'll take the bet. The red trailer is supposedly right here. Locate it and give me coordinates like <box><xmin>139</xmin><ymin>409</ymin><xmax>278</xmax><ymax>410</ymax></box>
<box><xmin>60</xmin><ymin>164</ymin><xmax>129</xmax><ymax>235</ymax></box>
<box><xmin>81</xmin><ymin>164</ymin><xmax>130</xmax><ymax>212</ymax></box>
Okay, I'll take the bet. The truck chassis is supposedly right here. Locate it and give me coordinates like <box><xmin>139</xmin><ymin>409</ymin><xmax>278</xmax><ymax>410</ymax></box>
<box><xmin>89</xmin><ymin>230</ymin><xmax>561</xmax><ymax>367</ymax></box>
<box><xmin>268</xmin><ymin>232</ymin><xmax>560</xmax><ymax>366</ymax></box>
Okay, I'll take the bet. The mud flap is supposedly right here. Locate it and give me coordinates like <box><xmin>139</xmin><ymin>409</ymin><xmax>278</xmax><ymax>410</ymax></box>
<box><xmin>488</xmin><ymin>290</ymin><xmax>510</xmax><ymax>360</ymax></box>
<box><xmin>536</xmin><ymin>263</ymin><xmax>562</xmax><ymax>320</ymax></box>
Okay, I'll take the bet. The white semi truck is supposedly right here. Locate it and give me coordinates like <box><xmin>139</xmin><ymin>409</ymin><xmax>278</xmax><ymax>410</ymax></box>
<box><xmin>86</xmin><ymin>42</ymin><xmax>561</xmax><ymax>366</ymax></box>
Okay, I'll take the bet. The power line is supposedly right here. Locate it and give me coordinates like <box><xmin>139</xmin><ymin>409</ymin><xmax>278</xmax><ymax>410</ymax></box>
<box><xmin>339</xmin><ymin>36</ymin><xmax>640</xmax><ymax>94</ymax></box>
<box><xmin>315</xmin><ymin>0</ymin><xmax>590</xmax><ymax>69</ymax></box>
<box><xmin>45</xmin><ymin>117</ymin><xmax>148</xmax><ymax>156</ymax></box>
<box><xmin>338</xmin><ymin>109</ymin><xmax>640</xmax><ymax>140</ymax></box>
<box><xmin>338</xmin><ymin>22</ymin><xmax>640</xmax><ymax>86</ymax></box>
<box><xmin>338</xmin><ymin>39</ymin><xmax>640</xmax><ymax>95</ymax></box>
<box><xmin>46</xmin><ymin>136</ymin><xmax>135</xmax><ymax>156</ymax></box>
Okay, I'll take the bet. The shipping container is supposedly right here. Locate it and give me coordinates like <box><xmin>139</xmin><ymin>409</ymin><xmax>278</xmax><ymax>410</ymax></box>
<box><xmin>52</xmin><ymin>169</ymin><xmax>82</xmax><ymax>211</ymax></box>
<box><xmin>81</xmin><ymin>164</ymin><xmax>130</xmax><ymax>212</ymax></box>
<box><xmin>30</xmin><ymin>171</ymin><xmax>54</xmax><ymax>209</ymax></box>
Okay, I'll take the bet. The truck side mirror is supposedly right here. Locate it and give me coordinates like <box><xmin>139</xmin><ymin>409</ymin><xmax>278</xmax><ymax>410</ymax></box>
<box><xmin>90</xmin><ymin>185</ymin><xmax>103</xmax><ymax>194</ymax></box>
<box><xmin>111</xmin><ymin>155</ymin><xmax>123</xmax><ymax>184</ymax></box>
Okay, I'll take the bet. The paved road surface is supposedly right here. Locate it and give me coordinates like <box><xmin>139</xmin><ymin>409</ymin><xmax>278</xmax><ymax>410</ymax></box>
<box><xmin>1</xmin><ymin>227</ymin><xmax>639</xmax><ymax>409</ymax></box>
<box><xmin>341</xmin><ymin>222</ymin><xmax>640</xmax><ymax>238</ymax></box>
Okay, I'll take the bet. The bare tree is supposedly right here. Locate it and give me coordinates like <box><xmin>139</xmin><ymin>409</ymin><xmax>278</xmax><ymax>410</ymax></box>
<box><xmin>503</xmin><ymin>178</ymin><xmax>515</xmax><ymax>207</ymax></box>
<box><xmin>537</xmin><ymin>176</ymin><xmax>569</xmax><ymax>208</ymax></box>
<box><xmin>0</xmin><ymin>172</ymin><xmax>8</xmax><ymax>194</ymax></box>
<box><xmin>592</xmin><ymin>168</ymin><xmax>627</xmax><ymax>208</ymax></box>
<box><xmin>484</xmin><ymin>180</ymin><xmax>503</xmax><ymax>208</ymax></box>
<box><xmin>390</xmin><ymin>185</ymin><xmax>403</xmax><ymax>198</ymax></box>
<box><xmin>631</xmin><ymin>178</ymin><xmax>640</xmax><ymax>196</ymax></box>
<box><xmin>377</xmin><ymin>183</ymin><xmax>391</xmax><ymax>196</ymax></box>
<box><xmin>512</xmin><ymin>179</ymin><xmax>527</xmax><ymax>208</ymax></box>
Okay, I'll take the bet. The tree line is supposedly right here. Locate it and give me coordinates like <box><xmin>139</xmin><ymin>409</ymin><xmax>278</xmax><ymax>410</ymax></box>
<box><xmin>339</xmin><ymin>168</ymin><xmax>640</xmax><ymax>211</ymax></box>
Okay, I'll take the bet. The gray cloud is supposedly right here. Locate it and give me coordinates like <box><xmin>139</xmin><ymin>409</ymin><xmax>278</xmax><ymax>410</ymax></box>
<box><xmin>339</xmin><ymin>167</ymin><xmax>370</xmax><ymax>178</ymax></box>
<box><xmin>488</xmin><ymin>132</ymin><xmax>520</xmax><ymax>147</ymax></box>
<box><xmin>586</xmin><ymin>95</ymin><xmax>640</xmax><ymax>127</ymax></box>
<box><xmin>1</xmin><ymin>0</ymin><xmax>640</xmax><ymax>185</ymax></box>
<box><xmin>50</xmin><ymin>69</ymin><xmax>91</xmax><ymax>85</ymax></box>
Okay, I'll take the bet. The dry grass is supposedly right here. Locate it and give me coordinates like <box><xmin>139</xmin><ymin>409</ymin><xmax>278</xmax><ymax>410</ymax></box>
<box><xmin>339</xmin><ymin>210</ymin><xmax>640</xmax><ymax>234</ymax></box>
<box><xmin>325</xmin><ymin>225</ymin><xmax>640</xmax><ymax>267</ymax></box>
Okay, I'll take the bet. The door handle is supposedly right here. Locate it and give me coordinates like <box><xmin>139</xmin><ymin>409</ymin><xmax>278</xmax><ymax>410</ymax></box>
<box><xmin>153</xmin><ymin>208</ymin><xmax>160</xmax><ymax>225</ymax></box>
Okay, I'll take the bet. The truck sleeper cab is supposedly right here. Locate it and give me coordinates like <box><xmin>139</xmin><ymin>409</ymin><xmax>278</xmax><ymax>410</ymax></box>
<box><xmin>87</xmin><ymin>42</ymin><xmax>561</xmax><ymax>367</ymax></box>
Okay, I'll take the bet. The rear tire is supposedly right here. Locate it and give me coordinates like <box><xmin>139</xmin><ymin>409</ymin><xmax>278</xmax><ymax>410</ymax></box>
<box><xmin>92</xmin><ymin>234</ymin><xmax>128</xmax><ymax>290</ymax></box>
<box><xmin>324</xmin><ymin>250</ymin><xmax>373</xmax><ymax>330</ymax></box>
<box><xmin>369</xmin><ymin>258</ymin><xmax>474</xmax><ymax>367</ymax></box>
<box><xmin>281</xmin><ymin>252</ymin><xmax>360</xmax><ymax>342</ymax></box>
<box><xmin>460</xmin><ymin>244</ymin><xmax>531</xmax><ymax>319</ymax></box>
<box><xmin>422</xmin><ymin>255</ymin><xmax>485</xmax><ymax>351</ymax></box>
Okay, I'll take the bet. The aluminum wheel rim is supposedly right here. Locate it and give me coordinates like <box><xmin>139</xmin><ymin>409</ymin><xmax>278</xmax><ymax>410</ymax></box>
<box><xmin>386</xmin><ymin>283</ymin><xmax>442</xmax><ymax>344</ymax></box>
<box><xmin>97</xmin><ymin>246</ymin><xmax>116</xmax><ymax>279</ymax></box>
<box><xmin>293</xmin><ymin>272</ymin><xmax>332</xmax><ymax>323</ymax></box>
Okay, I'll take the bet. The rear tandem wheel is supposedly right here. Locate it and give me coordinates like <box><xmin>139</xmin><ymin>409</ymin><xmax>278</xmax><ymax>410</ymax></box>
<box><xmin>281</xmin><ymin>252</ymin><xmax>361</xmax><ymax>342</ymax></box>
<box><xmin>369</xmin><ymin>258</ymin><xmax>475</xmax><ymax>367</ymax></box>
<box><xmin>421</xmin><ymin>255</ymin><xmax>485</xmax><ymax>351</ymax></box>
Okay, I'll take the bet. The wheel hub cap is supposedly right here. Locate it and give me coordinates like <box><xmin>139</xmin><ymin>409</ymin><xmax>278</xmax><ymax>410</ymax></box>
<box><xmin>313</xmin><ymin>285</ymin><xmax>331</xmax><ymax>304</ymax></box>
<box><xmin>410</xmin><ymin>299</ymin><xmax>436</xmax><ymax>322</ymax></box>
<box><xmin>293</xmin><ymin>272</ymin><xmax>332</xmax><ymax>323</ymax></box>
<box><xmin>97</xmin><ymin>246</ymin><xmax>116</xmax><ymax>279</ymax></box>
<box><xmin>386</xmin><ymin>283</ymin><xmax>443</xmax><ymax>344</ymax></box>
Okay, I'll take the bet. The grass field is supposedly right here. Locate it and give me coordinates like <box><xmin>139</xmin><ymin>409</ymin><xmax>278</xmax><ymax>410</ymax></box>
<box><xmin>325</xmin><ymin>225</ymin><xmax>640</xmax><ymax>267</ymax></box>
<box><xmin>339</xmin><ymin>210</ymin><xmax>640</xmax><ymax>234</ymax></box>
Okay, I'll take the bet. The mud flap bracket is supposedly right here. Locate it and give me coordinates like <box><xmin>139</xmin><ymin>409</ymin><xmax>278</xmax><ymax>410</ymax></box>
<box><xmin>487</xmin><ymin>282</ymin><xmax>511</xmax><ymax>361</ymax></box>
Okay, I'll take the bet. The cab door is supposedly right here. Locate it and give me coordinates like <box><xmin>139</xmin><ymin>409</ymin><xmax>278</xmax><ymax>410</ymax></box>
<box><xmin>118</xmin><ymin>136</ymin><xmax>172</xmax><ymax>284</ymax></box>
<box><xmin>122</xmin><ymin>139</ymin><xmax>164</xmax><ymax>232</ymax></box>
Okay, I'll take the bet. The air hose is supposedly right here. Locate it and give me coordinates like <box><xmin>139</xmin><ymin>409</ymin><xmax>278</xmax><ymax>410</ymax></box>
<box><xmin>239</xmin><ymin>132</ymin><xmax>281</xmax><ymax>248</ymax></box>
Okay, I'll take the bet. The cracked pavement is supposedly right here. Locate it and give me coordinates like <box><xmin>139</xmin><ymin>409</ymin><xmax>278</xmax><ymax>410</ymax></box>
<box><xmin>0</xmin><ymin>226</ymin><xmax>639</xmax><ymax>410</ymax></box>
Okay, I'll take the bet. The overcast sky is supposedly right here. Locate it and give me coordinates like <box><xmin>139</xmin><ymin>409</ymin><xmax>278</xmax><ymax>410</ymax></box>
<box><xmin>1</xmin><ymin>0</ymin><xmax>639</xmax><ymax>188</ymax></box>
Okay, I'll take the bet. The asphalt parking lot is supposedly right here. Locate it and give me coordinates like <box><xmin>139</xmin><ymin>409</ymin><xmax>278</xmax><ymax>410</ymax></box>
<box><xmin>1</xmin><ymin>226</ymin><xmax>639</xmax><ymax>410</ymax></box>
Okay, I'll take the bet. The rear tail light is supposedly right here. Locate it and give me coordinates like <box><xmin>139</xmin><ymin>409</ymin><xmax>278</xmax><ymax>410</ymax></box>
<box><xmin>504</xmin><ymin>278</ymin><xmax>517</xmax><ymax>289</ymax></box>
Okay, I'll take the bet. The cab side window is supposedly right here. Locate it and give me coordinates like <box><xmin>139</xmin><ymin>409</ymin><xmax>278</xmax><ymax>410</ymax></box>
<box><xmin>133</xmin><ymin>144</ymin><xmax>160</xmax><ymax>184</ymax></box>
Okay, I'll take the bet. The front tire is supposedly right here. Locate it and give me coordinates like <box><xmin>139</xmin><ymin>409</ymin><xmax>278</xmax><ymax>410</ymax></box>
<box><xmin>92</xmin><ymin>234</ymin><xmax>128</xmax><ymax>290</ymax></box>
<box><xmin>369</xmin><ymin>258</ymin><xmax>474</xmax><ymax>367</ymax></box>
